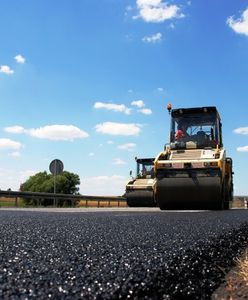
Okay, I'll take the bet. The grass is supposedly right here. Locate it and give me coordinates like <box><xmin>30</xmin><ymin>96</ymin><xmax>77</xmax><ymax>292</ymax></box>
<box><xmin>235</xmin><ymin>250</ymin><xmax>248</xmax><ymax>284</ymax></box>
<box><xmin>0</xmin><ymin>197</ymin><xmax>26</xmax><ymax>207</ymax></box>
<box><xmin>212</xmin><ymin>250</ymin><xmax>248</xmax><ymax>300</ymax></box>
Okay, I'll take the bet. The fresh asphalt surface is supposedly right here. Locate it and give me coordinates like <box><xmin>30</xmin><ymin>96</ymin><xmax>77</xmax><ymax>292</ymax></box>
<box><xmin>1</xmin><ymin>208</ymin><xmax>248</xmax><ymax>299</ymax></box>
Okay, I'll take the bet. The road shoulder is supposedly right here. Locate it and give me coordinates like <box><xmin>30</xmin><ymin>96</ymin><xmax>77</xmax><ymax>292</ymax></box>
<box><xmin>212</xmin><ymin>249</ymin><xmax>248</xmax><ymax>300</ymax></box>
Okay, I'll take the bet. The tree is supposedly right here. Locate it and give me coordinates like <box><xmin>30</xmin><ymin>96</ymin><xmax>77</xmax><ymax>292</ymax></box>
<box><xmin>20</xmin><ymin>171</ymin><xmax>80</xmax><ymax>206</ymax></box>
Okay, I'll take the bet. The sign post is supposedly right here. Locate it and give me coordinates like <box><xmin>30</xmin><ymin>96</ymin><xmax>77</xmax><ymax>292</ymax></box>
<box><xmin>49</xmin><ymin>159</ymin><xmax>64</xmax><ymax>206</ymax></box>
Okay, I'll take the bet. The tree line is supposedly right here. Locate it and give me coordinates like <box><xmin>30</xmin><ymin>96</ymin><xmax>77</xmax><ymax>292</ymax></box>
<box><xmin>20</xmin><ymin>171</ymin><xmax>80</xmax><ymax>206</ymax></box>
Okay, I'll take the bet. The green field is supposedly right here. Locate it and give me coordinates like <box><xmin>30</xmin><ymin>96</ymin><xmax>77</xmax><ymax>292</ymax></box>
<box><xmin>0</xmin><ymin>197</ymin><xmax>26</xmax><ymax>207</ymax></box>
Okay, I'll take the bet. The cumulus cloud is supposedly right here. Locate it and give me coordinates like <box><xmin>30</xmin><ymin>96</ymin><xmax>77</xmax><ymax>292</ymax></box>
<box><xmin>138</xmin><ymin>108</ymin><xmax>152</xmax><ymax>115</ymax></box>
<box><xmin>227</xmin><ymin>8</ymin><xmax>248</xmax><ymax>36</ymax></box>
<box><xmin>0</xmin><ymin>168</ymin><xmax>37</xmax><ymax>190</ymax></box>
<box><xmin>131</xmin><ymin>100</ymin><xmax>145</xmax><ymax>108</ymax></box>
<box><xmin>4</xmin><ymin>126</ymin><xmax>25</xmax><ymax>134</ymax></box>
<box><xmin>0</xmin><ymin>65</ymin><xmax>14</xmax><ymax>75</ymax></box>
<box><xmin>28</xmin><ymin>125</ymin><xmax>89</xmax><ymax>141</ymax></box>
<box><xmin>118</xmin><ymin>143</ymin><xmax>136</xmax><ymax>151</ymax></box>
<box><xmin>80</xmin><ymin>175</ymin><xmax>127</xmax><ymax>196</ymax></box>
<box><xmin>237</xmin><ymin>146</ymin><xmax>248</xmax><ymax>152</ymax></box>
<box><xmin>233</xmin><ymin>127</ymin><xmax>248</xmax><ymax>135</ymax></box>
<box><xmin>95</xmin><ymin>122</ymin><xmax>141</xmax><ymax>136</ymax></box>
<box><xmin>14</xmin><ymin>54</ymin><xmax>25</xmax><ymax>64</ymax></box>
<box><xmin>135</xmin><ymin>0</ymin><xmax>183</xmax><ymax>23</ymax></box>
<box><xmin>0</xmin><ymin>138</ymin><xmax>22</xmax><ymax>150</ymax></box>
<box><xmin>113</xmin><ymin>158</ymin><xmax>127</xmax><ymax>165</ymax></box>
<box><xmin>157</xmin><ymin>87</ymin><xmax>164</xmax><ymax>92</ymax></box>
<box><xmin>142</xmin><ymin>32</ymin><xmax>162</xmax><ymax>43</ymax></box>
<box><xmin>5</xmin><ymin>124</ymin><xmax>89</xmax><ymax>141</ymax></box>
<box><xmin>89</xmin><ymin>152</ymin><xmax>95</xmax><ymax>157</ymax></box>
<box><xmin>94</xmin><ymin>102</ymin><xmax>131</xmax><ymax>114</ymax></box>
<box><xmin>131</xmin><ymin>100</ymin><xmax>152</xmax><ymax>115</ymax></box>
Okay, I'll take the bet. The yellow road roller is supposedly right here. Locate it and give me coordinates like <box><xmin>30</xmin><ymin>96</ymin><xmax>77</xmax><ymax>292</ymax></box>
<box><xmin>154</xmin><ymin>105</ymin><xmax>233</xmax><ymax>210</ymax></box>
<box><xmin>126</xmin><ymin>157</ymin><xmax>156</xmax><ymax>207</ymax></box>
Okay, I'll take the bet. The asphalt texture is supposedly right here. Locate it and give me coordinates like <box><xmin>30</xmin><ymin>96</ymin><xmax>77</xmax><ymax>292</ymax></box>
<box><xmin>1</xmin><ymin>209</ymin><xmax>248</xmax><ymax>299</ymax></box>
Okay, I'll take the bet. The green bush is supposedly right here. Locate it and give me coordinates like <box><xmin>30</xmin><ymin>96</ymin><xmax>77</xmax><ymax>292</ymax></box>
<box><xmin>20</xmin><ymin>171</ymin><xmax>80</xmax><ymax>206</ymax></box>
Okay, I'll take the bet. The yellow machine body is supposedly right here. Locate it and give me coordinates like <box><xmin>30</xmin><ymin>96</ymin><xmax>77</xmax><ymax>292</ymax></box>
<box><xmin>126</xmin><ymin>158</ymin><xmax>156</xmax><ymax>207</ymax></box>
<box><xmin>154</xmin><ymin>106</ymin><xmax>233</xmax><ymax>210</ymax></box>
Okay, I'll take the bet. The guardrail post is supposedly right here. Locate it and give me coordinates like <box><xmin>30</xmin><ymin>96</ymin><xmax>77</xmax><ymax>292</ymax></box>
<box><xmin>15</xmin><ymin>197</ymin><xmax>18</xmax><ymax>207</ymax></box>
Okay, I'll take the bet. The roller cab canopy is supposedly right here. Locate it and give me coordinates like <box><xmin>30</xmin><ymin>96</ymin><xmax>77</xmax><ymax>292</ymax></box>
<box><xmin>170</xmin><ymin>106</ymin><xmax>223</xmax><ymax>150</ymax></box>
<box><xmin>135</xmin><ymin>158</ymin><xmax>155</xmax><ymax>179</ymax></box>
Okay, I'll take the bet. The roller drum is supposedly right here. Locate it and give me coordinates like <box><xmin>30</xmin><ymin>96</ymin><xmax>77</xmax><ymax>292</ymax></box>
<box><xmin>126</xmin><ymin>190</ymin><xmax>155</xmax><ymax>207</ymax></box>
<box><xmin>156</xmin><ymin>176</ymin><xmax>222</xmax><ymax>210</ymax></box>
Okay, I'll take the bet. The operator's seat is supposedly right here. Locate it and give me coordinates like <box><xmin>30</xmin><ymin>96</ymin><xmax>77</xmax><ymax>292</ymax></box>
<box><xmin>197</xmin><ymin>130</ymin><xmax>205</xmax><ymax>137</ymax></box>
<box><xmin>196</xmin><ymin>131</ymin><xmax>206</xmax><ymax>144</ymax></box>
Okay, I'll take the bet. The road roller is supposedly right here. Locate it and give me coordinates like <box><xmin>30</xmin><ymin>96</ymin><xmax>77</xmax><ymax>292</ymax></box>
<box><xmin>154</xmin><ymin>105</ymin><xmax>233</xmax><ymax>210</ymax></box>
<box><xmin>126</xmin><ymin>157</ymin><xmax>156</xmax><ymax>207</ymax></box>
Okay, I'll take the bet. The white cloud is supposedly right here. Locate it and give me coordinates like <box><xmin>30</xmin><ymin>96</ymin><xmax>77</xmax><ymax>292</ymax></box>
<box><xmin>0</xmin><ymin>65</ymin><xmax>14</xmax><ymax>75</ymax></box>
<box><xmin>107</xmin><ymin>140</ymin><xmax>114</xmax><ymax>144</ymax></box>
<box><xmin>94</xmin><ymin>102</ymin><xmax>131</xmax><ymax>114</ymax></box>
<box><xmin>157</xmin><ymin>87</ymin><xmax>164</xmax><ymax>92</ymax></box>
<box><xmin>80</xmin><ymin>175</ymin><xmax>128</xmax><ymax>196</ymax></box>
<box><xmin>142</xmin><ymin>32</ymin><xmax>162</xmax><ymax>43</ymax></box>
<box><xmin>113</xmin><ymin>158</ymin><xmax>127</xmax><ymax>165</ymax></box>
<box><xmin>8</xmin><ymin>151</ymin><xmax>21</xmax><ymax>157</ymax></box>
<box><xmin>131</xmin><ymin>100</ymin><xmax>145</xmax><ymax>108</ymax></box>
<box><xmin>95</xmin><ymin>122</ymin><xmax>141</xmax><ymax>136</ymax></box>
<box><xmin>6</xmin><ymin>124</ymin><xmax>89</xmax><ymax>141</ymax></box>
<box><xmin>126</xmin><ymin>5</ymin><xmax>133</xmax><ymax>11</ymax></box>
<box><xmin>4</xmin><ymin>126</ymin><xmax>25</xmax><ymax>134</ymax></box>
<box><xmin>135</xmin><ymin>0</ymin><xmax>183</xmax><ymax>23</ymax></box>
<box><xmin>138</xmin><ymin>0</ymin><xmax>161</xmax><ymax>5</ymax></box>
<box><xmin>0</xmin><ymin>168</ymin><xmax>37</xmax><ymax>190</ymax></box>
<box><xmin>89</xmin><ymin>152</ymin><xmax>95</xmax><ymax>156</ymax></box>
<box><xmin>0</xmin><ymin>138</ymin><xmax>22</xmax><ymax>150</ymax></box>
<box><xmin>233</xmin><ymin>127</ymin><xmax>248</xmax><ymax>135</ymax></box>
<box><xmin>138</xmin><ymin>108</ymin><xmax>152</xmax><ymax>115</ymax></box>
<box><xmin>28</xmin><ymin>125</ymin><xmax>89</xmax><ymax>141</ymax></box>
<box><xmin>131</xmin><ymin>100</ymin><xmax>152</xmax><ymax>115</ymax></box>
<box><xmin>118</xmin><ymin>143</ymin><xmax>136</xmax><ymax>151</ymax></box>
<box><xmin>237</xmin><ymin>146</ymin><xmax>248</xmax><ymax>152</ymax></box>
<box><xmin>14</xmin><ymin>54</ymin><xmax>25</xmax><ymax>64</ymax></box>
<box><xmin>227</xmin><ymin>8</ymin><xmax>248</xmax><ymax>36</ymax></box>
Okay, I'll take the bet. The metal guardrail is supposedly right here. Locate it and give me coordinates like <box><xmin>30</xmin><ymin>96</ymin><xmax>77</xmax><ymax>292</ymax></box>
<box><xmin>1</xmin><ymin>190</ymin><xmax>246</xmax><ymax>208</ymax></box>
<box><xmin>0</xmin><ymin>190</ymin><xmax>127</xmax><ymax>208</ymax></box>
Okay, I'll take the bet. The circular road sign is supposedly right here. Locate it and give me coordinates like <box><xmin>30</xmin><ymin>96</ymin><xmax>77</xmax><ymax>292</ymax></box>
<box><xmin>49</xmin><ymin>159</ymin><xmax>64</xmax><ymax>175</ymax></box>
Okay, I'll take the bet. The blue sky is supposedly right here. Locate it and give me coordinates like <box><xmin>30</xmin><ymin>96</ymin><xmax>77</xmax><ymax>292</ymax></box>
<box><xmin>0</xmin><ymin>0</ymin><xmax>248</xmax><ymax>195</ymax></box>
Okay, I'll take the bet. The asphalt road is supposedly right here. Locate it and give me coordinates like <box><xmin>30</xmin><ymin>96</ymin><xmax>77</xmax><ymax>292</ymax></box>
<box><xmin>1</xmin><ymin>209</ymin><xmax>248</xmax><ymax>299</ymax></box>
